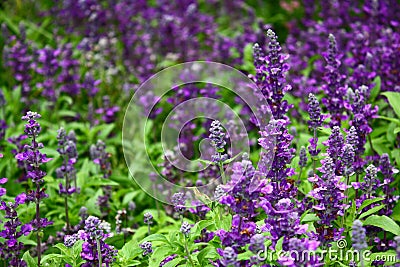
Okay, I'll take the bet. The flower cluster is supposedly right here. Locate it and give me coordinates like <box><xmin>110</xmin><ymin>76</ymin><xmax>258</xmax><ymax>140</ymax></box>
<box><xmin>65</xmin><ymin>216</ymin><xmax>117</xmax><ymax>266</ymax></box>
<box><xmin>56</xmin><ymin>128</ymin><xmax>78</xmax><ymax>195</ymax></box>
<box><xmin>90</xmin><ymin>140</ymin><xmax>112</xmax><ymax>217</ymax></box>
<box><xmin>351</xmin><ymin>220</ymin><xmax>367</xmax><ymax>251</ymax></box>
<box><xmin>209</xmin><ymin>120</ymin><xmax>228</xmax><ymax>163</ymax></box>
<box><xmin>0</xmin><ymin>193</ymin><xmax>32</xmax><ymax>266</ymax></box>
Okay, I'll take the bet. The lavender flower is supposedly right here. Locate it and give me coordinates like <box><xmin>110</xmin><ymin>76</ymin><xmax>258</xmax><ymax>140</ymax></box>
<box><xmin>308</xmin><ymin>93</ymin><xmax>324</xmax><ymax>129</ymax></box>
<box><xmin>35</xmin><ymin>46</ymin><xmax>60</xmax><ymax>101</ymax></box>
<box><xmin>254</xmin><ymin>30</ymin><xmax>296</xmax><ymax>205</ymax></box>
<box><xmin>299</xmin><ymin>146</ymin><xmax>307</xmax><ymax>168</ymax></box>
<box><xmin>342</xmin><ymin>144</ymin><xmax>355</xmax><ymax>176</ymax></box>
<box><xmin>115</xmin><ymin>209</ymin><xmax>127</xmax><ymax>235</ymax></box>
<box><xmin>286</xmin><ymin>238</ymin><xmax>320</xmax><ymax>266</ymax></box>
<box><xmin>209</xmin><ymin>120</ymin><xmax>228</xmax><ymax>163</ymax></box>
<box><xmin>56</xmin><ymin>127</ymin><xmax>79</xmax><ymax>233</ymax></box>
<box><xmin>143</xmin><ymin>212</ymin><xmax>153</xmax><ymax>225</ymax></box>
<box><xmin>0</xmin><ymin>193</ymin><xmax>32</xmax><ymax>266</ymax></box>
<box><xmin>213</xmin><ymin>185</ymin><xmax>226</xmax><ymax>200</ymax></box>
<box><xmin>379</xmin><ymin>154</ymin><xmax>398</xmax><ymax>216</ymax></box>
<box><xmin>180</xmin><ymin>221</ymin><xmax>191</xmax><ymax>237</ymax></box>
<box><xmin>325</xmin><ymin>126</ymin><xmax>344</xmax><ymax>163</ymax></box>
<box><xmin>361</xmin><ymin>164</ymin><xmax>379</xmax><ymax>198</ymax></box>
<box><xmin>95</xmin><ymin>96</ymin><xmax>120</xmax><ymax>124</ymax></box>
<box><xmin>16</xmin><ymin>112</ymin><xmax>52</xmax><ymax>266</ymax></box>
<box><xmin>90</xmin><ymin>140</ymin><xmax>112</xmax><ymax>217</ymax></box>
<box><xmin>160</xmin><ymin>255</ymin><xmax>177</xmax><ymax>266</ymax></box>
<box><xmin>307</xmin><ymin>157</ymin><xmax>347</xmax><ymax>235</ymax></box>
<box><xmin>57</xmin><ymin>43</ymin><xmax>81</xmax><ymax>95</ymax></box>
<box><xmin>308</xmin><ymin>93</ymin><xmax>324</xmax><ymax>159</ymax></box>
<box><xmin>139</xmin><ymin>241</ymin><xmax>153</xmax><ymax>256</ymax></box>
<box><xmin>321</xmin><ymin>34</ymin><xmax>347</xmax><ymax>127</ymax></box>
<box><xmin>64</xmin><ymin>234</ymin><xmax>79</xmax><ymax>248</ymax></box>
<box><xmin>79</xmin><ymin>216</ymin><xmax>117</xmax><ymax>266</ymax></box>
<box><xmin>144</xmin><ymin>212</ymin><xmax>153</xmax><ymax>235</ymax></box>
<box><xmin>3</xmin><ymin>23</ymin><xmax>33</xmax><ymax>100</ymax></box>
<box><xmin>352</xmin><ymin>220</ymin><xmax>367</xmax><ymax>251</ymax></box>
<box><xmin>171</xmin><ymin>192</ymin><xmax>186</xmax><ymax>216</ymax></box>
<box><xmin>221</xmin><ymin>247</ymin><xmax>238</xmax><ymax>267</ymax></box>
<box><xmin>249</xmin><ymin>234</ymin><xmax>265</xmax><ymax>254</ymax></box>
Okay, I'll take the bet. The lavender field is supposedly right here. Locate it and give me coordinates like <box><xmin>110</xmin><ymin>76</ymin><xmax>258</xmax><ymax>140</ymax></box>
<box><xmin>0</xmin><ymin>0</ymin><xmax>399</xmax><ymax>266</ymax></box>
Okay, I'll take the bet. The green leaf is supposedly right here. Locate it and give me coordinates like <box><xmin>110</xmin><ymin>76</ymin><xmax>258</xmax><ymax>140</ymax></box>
<box><xmin>370</xmin><ymin>76</ymin><xmax>381</xmax><ymax>101</ymax></box>
<box><xmin>377</xmin><ymin>115</ymin><xmax>400</xmax><ymax>125</ymax></box>
<box><xmin>275</xmin><ymin>236</ymin><xmax>284</xmax><ymax>252</ymax></box>
<box><xmin>358</xmin><ymin>197</ymin><xmax>385</xmax><ymax>212</ymax></box>
<box><xmin>54</xmin><ymin>243</ymin><xmax>70</xmax><ymax>256</ymax></box>
<box><xmin>40</xmin><ymin>254</ymin><xmax>66</xmax><ymax>265</ymax></box>
<box><xmin>125</xmin><ymin>260</ymin><xmax>141</xmax><ymax>266</ymax></box>
<box><xmin>22</xmin><ymin>251</ymin><xmax>37</xmax><ymax>267</ymax></box>
<box><xmin>363</xmin><ymin>215</ymin><xmax>400</xmax><ymax>235</ymax></box>
<box><xmin>358</xmin><ymin>205</ymin><xmax>385</xmax><ymax>219</ymax></box>
<box><xmin>162</xmin><ymin>258</ymin><xmax>183</xmax><ymax>267</ymax></box>
<box><xmin>84</xmin><ymin>176</ymin><xmax>120</xmax><ymax>187</ymax></box>
<box><xmin>237</xmin><ymin>249</ymin><xmax>254</xmax><ymax>261</ymax></box>
<box><xmin>192</xmin><ymin>220</ymin><xmax>215</xmax><ymax>236</ymax></box>
<box><xmin>197</xmin><ymin>246</ymin><xmax>219</xmax><ymax>263</ymax></box>
<box><xmin>301</xmin><ymin>214</ymin><xmax>320</xmax><ymax>223</ymax></box>
<box><xmin>119</xmin><ymin>239</ymin><xmax>141</xmax><ymax>259</ymax></box>
<box><xmin>393</xmin><ymin>202</ymin><xmax>400</xmax><ymax>222</ymax></box>
<box><xmin>382</xmin><ymin>92</ymin><xmax>400</xmax><ymax>118</ymax></box>
<box><xmin>148</xmin><ymin>246</ymin><xmax>174</xmax><ymax>267</ymax></box>
<box><xmin>142</xmin><ymin>234</ymin><xmax>170</xmax><ymax>244</ymax></box>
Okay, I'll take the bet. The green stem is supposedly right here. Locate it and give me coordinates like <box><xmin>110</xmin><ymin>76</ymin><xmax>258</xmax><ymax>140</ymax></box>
<box><xmin>219</xmin><ymin>160</ymin><xmax>226</xmax><ymax>184</ymax></box>
<box><xmin>36</xmin><ymin>187</ymin><xmax>41</xmax><ymax>267</ymax></box>
<box><xmin>64</xmin><ymin>196</ymin><xmax>70</xmax><ymax>233</ymax></box>
<box><xmin>298</xmin><ymin>168</ymin><xmax>303</xmax><ymax>181</ymax></box>
<box><xmin>184</xmin><ymin>236</ymin><xmax>195</xmax><ymax>267</ymax></box>
<box><xmin>96</xmin><ymin>239</ymin><xmax>102</xmax><ymax>267</ymax></box>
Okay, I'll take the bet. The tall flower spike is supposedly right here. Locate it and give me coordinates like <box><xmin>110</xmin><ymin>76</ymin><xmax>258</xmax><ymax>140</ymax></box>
<box><xmin>209</xmin><ymin>120</ymin><xmax>228</xmax><ymax>163</ymax></box>
<box><xmin>171</xmin><ymin>192</ymin><xmax>186</xmax><ymax>216</ymax></box>
<box><xmin>221</xmin><ymin>247</ymin><xmax>238</xmax><ymax>267</ymax></box>
<box><xmin>342</xmin><ymin>144</ymin><xmax>355</xmax><ymax>176</ymax></box>
<box><xmin>321</xmin><ymin>34</ymin><xmax>347</xmax><ymax>127</ymax></box>
<box><xmin>308</xmin><ymin>93</ymin><xmax>323</xmax><ymax>158</ymax></box>
<box><xmin>0</xmin><ymin>193</ymin><xmax>32</xmax><ymax>266</ymax></box>
<box><xmin>16</xmin><ymin>111</ymin><xmax>53</xmax><ymax>267</ymax></box>
<box><xmin>249</xmin><ymin>234</ymin><xmax>265</xmax><ymax>254</ymax></box>
<box><xmin>308</xmin><ymin>93</ymin><xmax>323</xmax><ymax>129</ymax></box>
<box><xmin>325</xmin><ymin>126</ymin><xmax>344</xmax><ymax>162</ymax></box>
<box><xmin>379</xmin><ymin>154</ymin><xmax>398</xmax><ymax>216</ymax></box>
<box><xmin>299</xmin><ymin>146</ymin><xmax>307</xmax><ymax>168</ymax></box>
<box><xmin>352</xmin><ymin>220</ymin><xmax>367</xmax><ymax>251</ymax></box>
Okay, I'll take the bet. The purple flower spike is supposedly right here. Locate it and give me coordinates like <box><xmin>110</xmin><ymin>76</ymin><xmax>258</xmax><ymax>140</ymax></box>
<box><xmin>308</xmin><ymin>93</ymin><xmax>324</xmax><ymax>129</ymax></box>
<box><xmin>221</xmin><ymin>247</ymin><xmax>238</xmax><ymax>267</ymax></box>
<box><xmin>352</xmin><ymin>220</ymin><xmax>367</xmax><ymax>251</ymax></box>
<box><xmin>140</xmin><ymin>241</ymin><xmax>153</xmax><ymax>256</ymax></box>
